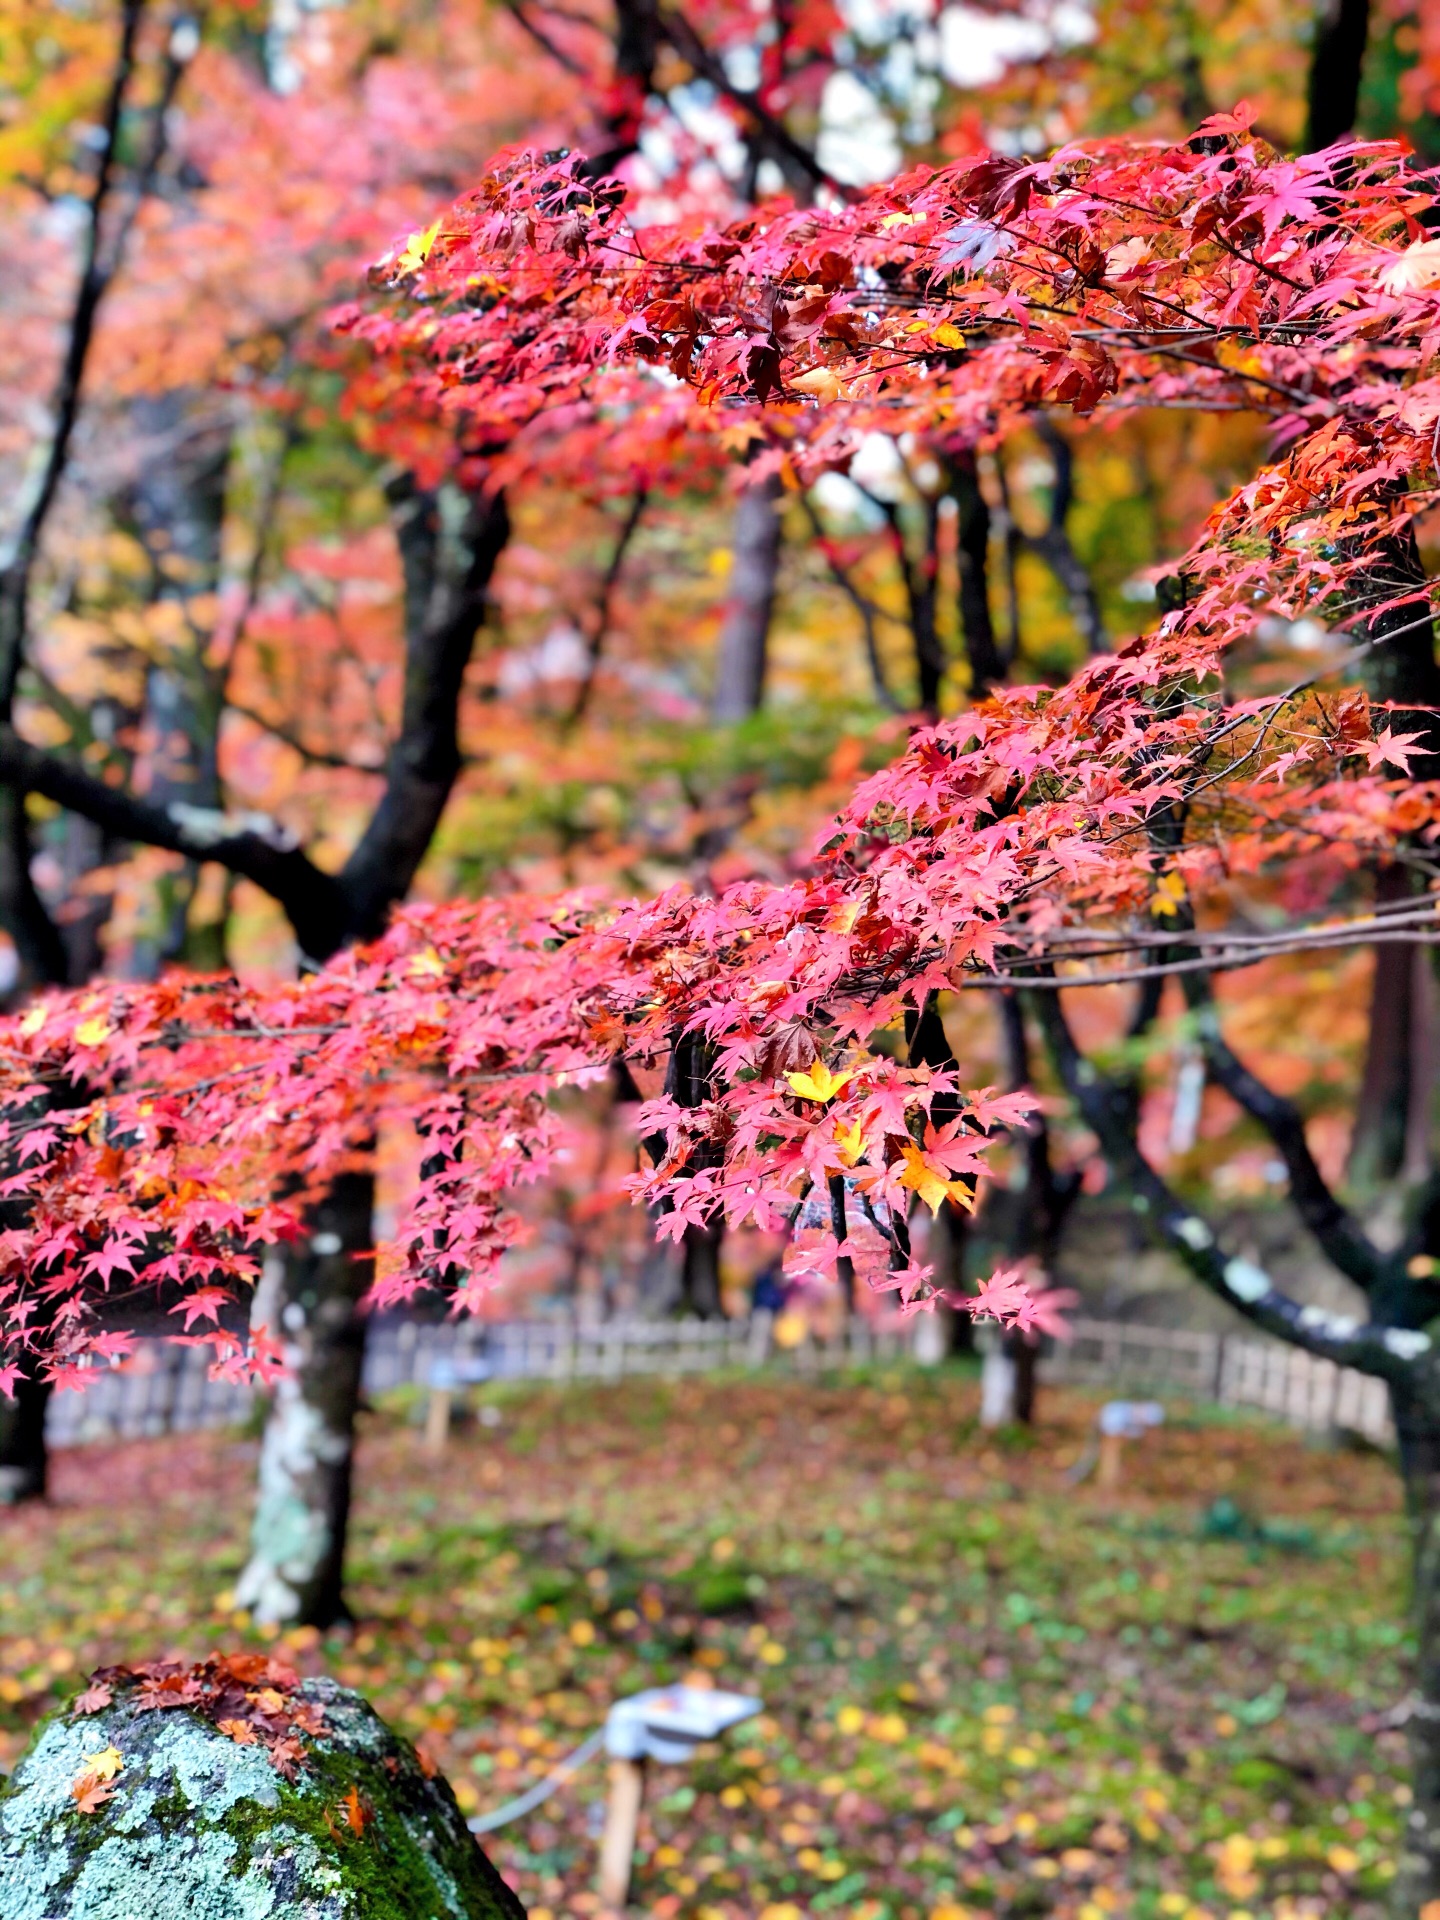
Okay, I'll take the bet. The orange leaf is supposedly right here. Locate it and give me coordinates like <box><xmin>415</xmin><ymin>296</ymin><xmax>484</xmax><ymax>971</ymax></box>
<box><xmin>340</xmin><ymin>1783</ymin><xmax>371</xmax><ymax>1834</ymax></box>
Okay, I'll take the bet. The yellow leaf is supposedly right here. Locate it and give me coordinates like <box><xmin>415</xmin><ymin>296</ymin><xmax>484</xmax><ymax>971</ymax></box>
<box><xmin>790</xmin><ymin>366</ymin><xmax>842</xmax><ymax>402</ymax></box>
<box><xmin>407</xmin><ymin>947</ymin><xmax>445</xmax><ymax>979</ymax></box>
<box><xmin>79</xmin><ymin>1746</ymin><xmax>124</xmax><ymax>1782</ymax></box>
<box><xmin>898</xmin><ymin>1143</ymin><xmax>974</xmax><ymax>1216</ymax></box>
<box><xmin>786</xmin><ymin>1059</ymin><xmax>857</xmax><ymax>1102</ymax></box>
<box><xmin>1152</xmin><ymin>870</ymin><xmax>1187</xmax><ymax>918</ymax></box>
<box><xmin>393</xmin><ymin>217</ymin><xmax>442</xmax><ymax>275</ymax></box>
<box><xmin>73</xmin><ymin>1016</ymin><xmax>112</xmax><ymax>1048</ymax></box>
<box><xmin>931</xmin><ymin>322</ymin><xmax>966</xmax><ymax>349</ymax></box>
<box><xmin>18</xmin><ymin>1006</ymin><xmax>46</xmax><ymax>1036</ymax></box>
<box><xmin>833</xmin><ymin>1118</ymin><xmax>866</xmax><ymax>1166</ymax></box>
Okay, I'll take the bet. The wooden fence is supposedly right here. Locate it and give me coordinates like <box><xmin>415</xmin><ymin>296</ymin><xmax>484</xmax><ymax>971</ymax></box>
<box><xmin>43</xmin><ymin>1309</ymin><xmax>1394</xmax><ymax>1448</ymax></box>
<box><xmin>1044</xmin><ymin>1315</ymin><xmax>1394</xmax><ymax>1445</ymax></box>
<box><xmin>44</xmin><ymin>1311</ymin><xmax>915</xmax><ymax>1446</ymax></box>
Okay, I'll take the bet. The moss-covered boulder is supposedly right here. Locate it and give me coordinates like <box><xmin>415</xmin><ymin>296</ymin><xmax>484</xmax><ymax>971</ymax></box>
<box><xmin>0</xmin><ymin>1657</ymin><xmax>526</xmax><ymax>1920</ymax></box>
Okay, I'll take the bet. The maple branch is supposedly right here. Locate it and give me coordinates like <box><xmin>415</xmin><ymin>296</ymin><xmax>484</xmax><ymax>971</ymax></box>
<box><xmin>869</xmin><ymin>491</ymin><xmax>945</xmax><ymax>714</ymax></box>
<box><xmin>0</xmin><ymin>0</ymin><xmax>146</xmax><ymax>722</ymax></box>
<box><xmin>338</xmin><ymin>478</ymin><xmax>510</xmax><ymax>950</ymax></box>
<box><xmin>799</xmin><ymin>494</ymin><xmax>899</xmax><ymax>711</ymax></box>
<box><xmin>0</xmin><ymin>726</ymin><xmax>347</xmax><ymax>961</ymax></box>
<box><xmin>653</xmin><ymin>9</ymin><xmax>837</xmax><ymax>200</ymax></box>
<box><xmin>566</xmin><ymin>486</ymin><xmax>648</xmax><ymax>727</ymax></box>
<box><xmin>1180</xmin><ymin>973</ymin><xmax>1385</xmax><ymax>1292</ymax></box>
<box><xmin>504</xmin><ymin>0</ymin><xmax>589</xmax><ymax>77</ymax></box>
<box><xmin>225</xmin><ymin>701</ymin><xmax>384</xmax><ymax>774</ymax></box>
<box><xmin>1024</xmin><ymin>419</ymin><xmax>1105</xmax><ymax>656</ymax></box>
<box><xmin>1030</xmin><ymin>986</ymin><xmax>1415</xmax><ymax>1379</ymax></box>
<box><xmin>945</xmin><ymin>450</ymin><xmax>1005</xmax><ymax>696</ymax></box>
<box><xmin>212</xmin><ymin>404</ymin><xmax>300</xmax><ymax>683</ymax></box>
<box><xmin>960</xmin><ymin>926</ymin><xmax>1440</xmax><ymax>989</ymax></box>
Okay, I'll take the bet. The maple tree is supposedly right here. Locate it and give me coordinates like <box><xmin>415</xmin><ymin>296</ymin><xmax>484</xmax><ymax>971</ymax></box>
<box><xmin>15</xmin><ymin>0</ymin><xmax>1440</xmax><ymax>1892</ymax></box>
<box><xmin>15</xmin><ymin>83</ymin><xmax>1440</xmax><ymax>1887</ymax></box>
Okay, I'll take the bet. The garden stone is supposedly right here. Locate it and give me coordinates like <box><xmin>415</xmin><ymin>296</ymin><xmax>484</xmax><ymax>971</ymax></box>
<box><xmin>0</xmin><ymin>1661</ymin><xmax>525</xmax><ymax>1920</ymax></box>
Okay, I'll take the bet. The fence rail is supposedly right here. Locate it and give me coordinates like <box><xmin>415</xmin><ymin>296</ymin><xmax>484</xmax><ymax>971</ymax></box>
<box><xmin>45</xmin><ymin>1311</ymin><xmax>915</xmax><ymax>1447</ymax></box>
<box><xmin>43</xmin><ymin>1309</ymin><xmax>1395</xmax><ymax>1448</ymax></box>
<box><xmin>1044</xmin><ymin>1315</ymin><xmax>1394</xmax><ymax>1445</ymax></box>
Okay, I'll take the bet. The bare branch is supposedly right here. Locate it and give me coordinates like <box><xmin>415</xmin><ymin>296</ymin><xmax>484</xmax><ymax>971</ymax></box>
<box><xmin>1181</xmin><ymin>974</ymin><xmax>1385</xmax><ymax>1292</ymax></box>
<box><xmin>566</xmin><ymin>487</ymin><xmax>648</xmax><ymax>727</ymax></box>
<box><xmin>800</xmin><ymin>493</ymin><xmax>900</xmax><ymax>711</ymax></box>
<box><xmin>0</xmin><ymin>0</ymin><xmax>147</xmax><ymax>721</ymax></box>
<box><xmin>0</xmin><ymin>725</ymin><xmax>346</xmax><ymax>961</ymax></box>
<box><xmin>225</xmin><ymin>701</ymin><xmax>385</xmax><ymax>774</ymax></box>
<box><xmin>1031</xmin><ymin>984</ymin><xmax>1420</xmax><ymax>1380</ymax></box>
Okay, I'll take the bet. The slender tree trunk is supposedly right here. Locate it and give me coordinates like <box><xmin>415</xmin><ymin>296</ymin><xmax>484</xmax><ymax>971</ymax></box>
<box><xmin>0</xmin><ymin>1364</ymin><xmax>51</xmax><ymax>1504</ymax></box>
<box><xmin>235</xmin><ymin>1169</ymin><xmax>375</xmax><ymax>1627</ymax></box>
<box><xmin>1352</xmin><ymin>870</ymin><xmax>1438</xmax><ymax>1187</ymax></box>
<box><xmin>679</xmin><ymin>1218</ymin><xmax>725</xmax><ymax>1317</ymax></box>
<box><xmin>1305</xmin><ymin>0</ymin><xmax>1370</xmax><ymax>150</ymax></box>
<box><xmin>127</xmin><ymin>395</ymin><xmax>231</xmax><ymax>974</ymax></box>
<box><xmin>692</xmin><ymin>472</ymin><xmax>783</xmax><ymax>1299</ymax></box>
<box><xmin>234</xmin><ymin>478</ymin><xmax>506</xmax><ymax>1626</ymax></box>
<box><xmin>1351</xmin><ymin>533</ymin><xmax>1440</xmax><ymax>1188</ymax></box>
<box><xmin>1390</xmin><ymin>1372</ymin><xmax>1440</xmax><ymax>1910</ymax></box>
<box><xmin>712</xmin><ymin>474</ymin><xmax>782</xmax><ymax>722</ymax></box>
<box><xmin>948</xmin><ymin>451</ymin><xmax>1004</xmax><ymax>697</ymax></box>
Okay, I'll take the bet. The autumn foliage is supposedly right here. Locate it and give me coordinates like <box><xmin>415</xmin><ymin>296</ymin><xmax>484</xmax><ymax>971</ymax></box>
<box><xmin>6</xmin><ymin>99</ymin><xmax>1440</xmax><ymax>1386</ymax></box>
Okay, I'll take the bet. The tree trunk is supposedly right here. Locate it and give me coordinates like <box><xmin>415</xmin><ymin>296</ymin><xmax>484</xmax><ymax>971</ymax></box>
<box><xmin>1352</xmin><ymin>534</ymin><xmax>1440</xmax><ymax>1189</ymax></box>
<box><xmin>234</xmin><ymin>1169</ymin><xmax>374</xmax><ymax>1627</ymax></box>
<box><xmin>679</xmin><ymin>1217</ymin><xmax>725</xmax><ymax>1318</ymax></box>
<box><xmin>126</xmin><ymin>395</ymin><xmax>230</xmax><ymax>975</ymax></box>
<box><xmin>1351</xmin><ymin>877</ymin><xmax>1438</xmax><ymax>1189</ymax></box>
<box><xmin>236</xmin><ymin>476</ymin><xmax>507</xmax><ymax>1626</ymax></box>
<box><xmin>948</xmin><ymin>450</ymin><xmax>1004</xmax><ymax>697</ymax></box>
<box><xmin>712</xmin><ymin>474</ymin><xmax>782</xmax><ymax>722</ymax></box>
<box><xmin>1305</xmin><ymin>0</ymin><xmax>1370</xmax><ymax>150</ymax></box>
<box><xmin>0</xmin><ymin>1363</ymin><xmax>51</xmax><ymax>1504</ymax></box>
<box><xmin>1390</xmin><ymin>1371</ymin><xmax>1440</xmax><ymax>1909</ymax></box>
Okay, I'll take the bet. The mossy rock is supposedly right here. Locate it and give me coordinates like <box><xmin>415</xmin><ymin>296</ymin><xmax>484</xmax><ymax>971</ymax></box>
<box><xmin>0</xmin><ymin>1672</ymin><xmax>526</xmax><ymax>1920</ymax></box>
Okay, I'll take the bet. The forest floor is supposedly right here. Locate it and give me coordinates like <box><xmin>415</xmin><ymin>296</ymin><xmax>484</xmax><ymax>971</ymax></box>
<box><xmin>0</xmin><ymin>1367</ymin><xmax>1415</xmax><ymax>1920</ymax></box>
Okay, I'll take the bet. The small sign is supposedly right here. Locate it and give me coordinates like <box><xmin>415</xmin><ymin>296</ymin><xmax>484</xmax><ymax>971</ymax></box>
<box><xmin>1098</xmin><ymin>1399</ymin><xmax>1165</xmax><ymax>1439</ymax></box>
<box><xmin>604</xmin><ymin>1686</ymin><xmax>762</xmax><ymax>1763</ymax></box>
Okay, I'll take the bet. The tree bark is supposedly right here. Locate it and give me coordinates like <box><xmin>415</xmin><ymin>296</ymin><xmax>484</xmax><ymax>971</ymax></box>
<box><xmin>1305</xmin><ymin>0</ymin><xmax>1370</xmax><ymax>150</ymax></box>
<box><xmin>1349</xmin><ymin>532</ymin><xmax>1440</xmax><ymax>1189</ymax></box>
<box><xmin>970</xmin><ymin>994</ymin><xmax>1079</xmax><ymax>1422</ymax></box>
<box><xmin>1389</xmin><ymin>1371</ymin><xmax>1440</xmax><ymax>1910</ymax></box>
<box><xmin>712</xmin><ymin>474</ymin><xmax>782</xmax><ymax>723</ymax></box>
<box><xmin>947</xmin><ymin>451</ymin><xmax>1005</xmax><ymax>697</ymax></box>
<box><xmin>1352</xmin><ymin>871</ymin><xmax>1439</xmax><ymax>1188</ymax></box>
<box><xmin>234</xmin><ymin>1170</ymin><xmax>374</xmax><ymax>1627</ymax></box>
<box><xmin>679</xmin><ymin>1217</ymin><xmax>725</xmax><ymax>1317</ymax></box>
<box><xmin>0</xmin><ymin>1363</ymin><xmax>51</xmax><ymax>1504</ymax></box>
<box><xmin>126</xmin><ymin>394</ymin><xmax>231</xmax><ymax>974</ymax></box>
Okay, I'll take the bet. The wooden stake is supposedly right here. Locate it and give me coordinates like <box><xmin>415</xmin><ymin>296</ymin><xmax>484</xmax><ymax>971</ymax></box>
<box><xmin>1097</xmin><ymin>1429</ymin><xmax>1124</xmax><ymax>1492</ymax></box>
<box><xmin>597</xmin><ymin>1756</ymin><xmax>646</xmax><ymax>1910</ymax></box>
<box><xmin>424</xmin><ymin>1386</ymin><xmax>452</xmax><ymax>1455</ymax></box>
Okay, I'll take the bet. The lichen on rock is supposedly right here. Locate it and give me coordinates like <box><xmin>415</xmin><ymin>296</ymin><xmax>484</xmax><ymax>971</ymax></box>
<box><xmin>0</xmin><ymin>1661</ymin><xmax>526</xmax><ymax>1920</ymax></box>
